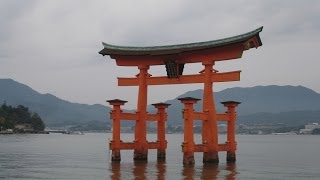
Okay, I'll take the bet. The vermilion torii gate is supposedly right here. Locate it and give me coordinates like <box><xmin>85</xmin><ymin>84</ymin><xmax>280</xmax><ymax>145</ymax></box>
<box><xmin>100</xmin><ymin>27</ymin><xmax>263</xmax><ymax>165</ymax></box>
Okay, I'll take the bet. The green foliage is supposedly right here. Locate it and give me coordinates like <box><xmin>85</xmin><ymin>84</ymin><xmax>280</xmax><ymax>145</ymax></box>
<box><xmin>31</xmin><ymin>113</ymin><xmax>45</xmax><ymax>131</ymax></box>
<box><xmin>0</xmin><ymin>103</ymin><xmax>45</xmax><ymax>131</ymax></box>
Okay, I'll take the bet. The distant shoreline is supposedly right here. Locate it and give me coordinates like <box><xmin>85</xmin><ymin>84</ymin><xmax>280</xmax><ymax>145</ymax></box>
<box><xmin>0</xmin><ymin>130</ymin><xmax>49</xmax><ymax>135</ymax></box>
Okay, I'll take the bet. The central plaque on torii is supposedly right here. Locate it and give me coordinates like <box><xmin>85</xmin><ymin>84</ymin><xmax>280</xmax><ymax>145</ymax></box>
<box><xmin>100</xmin><ymin>27</ymin><xmax>263</xmax><ymax>165</ymax></box>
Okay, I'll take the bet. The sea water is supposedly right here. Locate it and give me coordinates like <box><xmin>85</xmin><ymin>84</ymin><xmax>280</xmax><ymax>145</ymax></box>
<box><xmin>1</xmin><ymin>133</ymin><xmax>320</xmax><ymax>179</ymax></box>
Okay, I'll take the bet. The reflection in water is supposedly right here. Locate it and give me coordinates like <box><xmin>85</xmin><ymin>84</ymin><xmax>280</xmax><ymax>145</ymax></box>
<box><xmin>182</xmin><ymin>163</ymin><xmax>237</xmax><ymax>179</ymax></box>
<box><xmin>201</xmin><ymin>164</ymin><xmax>219</xmax><ymax>179</ymax></box>
<box><xmin>156</xmin><ymin>160</ymin><xmax>166</xmax><ymax>180</ymax></box>
<box><xmin>132</xmin><ymin>161</ymin><xmax>147</xmax><ymax>179</ymax></box>
<box><xmin>225</xmin><ymin>162</ymin><xmax>237</xmax><ymax>180</ymax></box>
<box><xmin>110</xmin><ymin>162</ymin><xmax>121</xmax><ymax>180</ymax></box>
<box><xmin>182</xmin><ymin>165</ymin><xmax>195</xmax><ymax>180</ymax></box>
<box><xmin>110</xmin><ymin>161</ymin><xmax>236</xmax><ymax>180</ymax></box>
<box><xmin>110</xmin><ymin>160</ymin><xmax>166</xmax><ymax>180</ymax></box>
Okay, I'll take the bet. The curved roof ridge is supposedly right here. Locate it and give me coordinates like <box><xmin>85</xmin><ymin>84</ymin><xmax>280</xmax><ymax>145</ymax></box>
<box><xmin>102</xmin><ymin>26</ymin><xmax>263</xmax><ymax>51</ymax></box>
<box><xmin>99</xmin><ymin>26</ymin><xmax>263</xmax><ymax>56</ymax></box>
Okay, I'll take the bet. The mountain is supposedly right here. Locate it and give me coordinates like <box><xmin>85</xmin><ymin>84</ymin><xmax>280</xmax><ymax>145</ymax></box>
<box><xmin>237</xmin><ymin>110</ymin><xmax>320</xmax><ymax>126</ymax></box>
<box><xmin>1</xmin><ymin>78</ymin><xmax>320</xmax><ymax>128</ymax></box>
<box><xmin>161</xmin><ymin>85</ymin><xmax>320</xmax><ymax>125</ymax></box>
<box><xmin>0</xmin><ymin>79</ymin><xmax>111</xmax><ymax>127</ymax></box>
<box><xmin>214</xmin><ymin>85</ymin><xmax>320</xmax><ymax>115</ymax></box>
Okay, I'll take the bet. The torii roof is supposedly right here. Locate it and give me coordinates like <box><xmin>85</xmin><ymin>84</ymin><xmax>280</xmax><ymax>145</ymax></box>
<box><xmin>99</xmin><ymin>27</ymin><xmax>263</xmax><ymax>56</ymax></box>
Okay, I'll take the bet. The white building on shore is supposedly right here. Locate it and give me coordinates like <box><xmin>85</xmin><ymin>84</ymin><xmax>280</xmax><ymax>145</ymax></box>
<box><xmin>300</xmin><ymin>123</ymin><xmax>320</xmax><ymax>134</ymax></box>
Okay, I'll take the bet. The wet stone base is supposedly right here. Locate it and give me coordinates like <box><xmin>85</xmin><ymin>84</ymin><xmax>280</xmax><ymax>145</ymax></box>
<box><xmin>111</xmin><ymin>151</ymin><xmax>121</xmax><ymax>162</ymax></box>
<box><xmin>157</xmin><ymin>151</ymin><xmax>166</xmax><ymax>160</ymax></box>
<box><xmin>134</xmin><ymin>150</ymin><xmax>148</xmax><ymax>161</ymax></box>
<box><xmin>203</xmin><ymin>152</ymin><xmax>219</xmax><ymax>164</ymax></box>
<box><xmin>226</xmin><ymin>152</ymin><xmax>236</xmax><ymax>162</ymax></box>
<box><xmin>183</xmin><ymin>153</ymin><xmax>195</xmax><ymax>165</ymax></box>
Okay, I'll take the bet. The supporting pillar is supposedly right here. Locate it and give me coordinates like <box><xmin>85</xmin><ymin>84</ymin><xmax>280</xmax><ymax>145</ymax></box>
<box><xmin>221</xmin><ymin>101</ymin><xmax>240</xmax><ymax>162</ymax></box>
<box><xmin>152</xmin><ymin>103</ymin><xmax>171</xmax><ymax>160</ymax></box>
<box><xmin>107</xmin><ymin>99</ymin><xmax>128</xmax><ymax>162</ymax></box>
<box><xmin>179</xmin><ymin>97</ymin><xmax>200</xmax><ymax>165</ymax></box>
<box><xmin>134</xmin><ymin>65</ymin><xmax>150</xmax><ymax>161</ymax></box>
<box><xmin>202</xmin><ymin>61</ymin><xmax>219</xmax><ymax>163</ymax></box>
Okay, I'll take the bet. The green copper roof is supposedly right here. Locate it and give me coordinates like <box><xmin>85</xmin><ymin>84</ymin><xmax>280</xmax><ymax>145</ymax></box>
<box><xmin>99</xmin><ymin>26</ymin><xmax>263</xmax><ymax>56</ymax></box>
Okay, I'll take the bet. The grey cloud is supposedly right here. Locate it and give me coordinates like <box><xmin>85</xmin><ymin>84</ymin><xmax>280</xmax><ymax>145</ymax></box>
<box><xmin>0</xmin><ymin>0</ymin><xmax>319</xmax><ymax>107</ymax></box>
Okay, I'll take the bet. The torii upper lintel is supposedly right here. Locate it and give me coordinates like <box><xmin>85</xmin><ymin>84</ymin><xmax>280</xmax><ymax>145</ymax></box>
<box><xmin>99</xmin><ymin>26</ymin><xmax>263</xmax><ymax>66</ymax></box>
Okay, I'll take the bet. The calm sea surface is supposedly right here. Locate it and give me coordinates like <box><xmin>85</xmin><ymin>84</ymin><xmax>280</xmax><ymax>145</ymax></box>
<box><xmin>1</xmin><ymin>133</ymin><xmax>320</xmax><ymax>179</ymax></box>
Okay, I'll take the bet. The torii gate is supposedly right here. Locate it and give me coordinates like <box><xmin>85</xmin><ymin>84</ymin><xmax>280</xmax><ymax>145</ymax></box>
<box><xmin>100</xmin><ymin>27</ymin><xmax>263</xmax><ymax>165</ymax></box>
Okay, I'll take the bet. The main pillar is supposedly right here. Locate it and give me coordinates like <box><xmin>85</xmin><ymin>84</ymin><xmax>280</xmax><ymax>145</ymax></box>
<box><xmin>152</xmin><ymin>103</ymin><xmax>170</xmax><ymax>160</ymax></box>
<box><xmin>134</xmin><ymin>65</ymin><xmax>150</xmax><ymax>161</ymax></box>
<box><xmin>202</xmin><ymin>61</ymin><xmax>219</xmax><ymax>163</ymax></box>
<box><xmin>107</xmin><ymin>99</ymin><xmax>128</xmax><ymax>161</ymax></box>
<box><xmin>179</xmin><ymin>97</ymin><xmax>199</xmax><ymax>165</ymax></box>
<box><xmin>222</xmin><ymin>101</ymin><xmax>240</xmax><ymax>162</ymax></box>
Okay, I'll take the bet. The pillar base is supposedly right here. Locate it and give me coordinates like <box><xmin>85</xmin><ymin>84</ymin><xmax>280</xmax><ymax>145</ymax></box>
<box><xmin>226</xmin><ymin>152</ymin><xmax>236</xmax><ymax>162</ymax></box>
<box><xmin>157</xmin><ymin>150</ymin><xmax>166</xmax><ymax>160</ymax></box>
<box><xmin>134</xmin><ymin>150</ymin><xmax>148</xmax><ymax>161</ymax></box>
<box><xmin>203</xmin><ymin>151</ymin><xmax>219</xmax><ymax>164</ymax></box>
<box><xmin>183</xmin><ymin>152</ymin><xmax>195</xmax><ymax>165</ymax></box>
<box><xmin>111</xmin><ymin>150</ymin><xmax>121</xmax><ymax>162</ymax></box>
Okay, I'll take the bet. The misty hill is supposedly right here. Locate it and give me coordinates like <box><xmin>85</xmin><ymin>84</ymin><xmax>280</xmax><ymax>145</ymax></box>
<box><xmin>237</xmin><ymin>110</ymin><xmax>320</xmax><ymax>126</ymax></box>
<box><xmin>1</xmin><ymin>78</ymin><xmax>320</xmax><ymax>128</ymax></box>
<box><xmin>0</xmin><ymin>79</ymin><xmax>110</xmax><ymax>127</ymax></box>
<box><xmin>161</xmin><ymin>85</ymin><xmax>320</xmax><ymax>125</ymax></box>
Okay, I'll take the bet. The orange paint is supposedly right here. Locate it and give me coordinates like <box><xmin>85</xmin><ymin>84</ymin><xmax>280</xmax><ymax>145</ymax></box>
<box><xmin>152</xmin><ymin>103</ymin><xmax>170</xmax><ymax>160</ymax></box>
<box><xmin>107</xmin><ymin>99</ymin><xmax>127</xmax><ymax>161</ymax></box>
<box><xmin>107</xmin><ymin>63</ymin><xmax>244</xmax><ymax>164</ymax></box>
<box><xmin>222</xmin><ymin>101</ymin><xmax>241</xmax><ymax>162</ymax></box>
<box><xmin>107</xmin><ymin>99</ymin><xmax>170</xmax><ymax>162</ymax></box>
<box><xmin>101</xmin><ymin>27</ymin><xmax>262</xmax><ymax>164</ymax></box>
<box><xmin>134</xmin><ymin>65</ymin><xmax>149</xmax><ymax>161</ymax></box>
<box><xmin>178</xmin><ymin>97</ymin><xmax>199</xmax><ymax>165</ymax></box>
<box><xmin>118</xmin><ymin>71</ymin><xmax>241</xmax><ymax>86</ymax></box>
<box><xmin>108</xmin><ymin>63</ymin><xmax>243</xmax><ymax>164</ymax></box>
<box><xmin>202</xmin><ymin>60</ymin><xmax>219</xmax><ymax>163</ymax></box>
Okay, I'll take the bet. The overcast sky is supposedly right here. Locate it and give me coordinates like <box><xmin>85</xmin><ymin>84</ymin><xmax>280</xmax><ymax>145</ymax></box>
<box><xmin>0</xmin><ymin>0</ymin><xmax>319</xmax><ymax>109</ymax></box>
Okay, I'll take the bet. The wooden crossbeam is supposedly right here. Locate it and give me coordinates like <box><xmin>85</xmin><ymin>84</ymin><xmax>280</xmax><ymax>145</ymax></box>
<box><xmin>112</xmin><ymin>142</ymin><xmax>160</xmax><ymax>150</ymax></box>
<box><xmin>118</xmin><ymin>112</ymin><xmax>229</xmax><ymax>122</ymax></box>
<box><xmin>118</xmin><ymin>112</ymin><xmax>159</xmax><ymax>121</ymax></box>
<box><xmin>192</xmin><ymin>144</ymin><xmax>229</xmax><ymax>152</ymax></box>
<box><xmin>118</xmin><ymin>70</ymin><xmax>241</xmax><ymax>86</ymax></box>
<box><xmin>120</xmin><ymin>113</ymin><xmax>137</xmax><ymax>120</ymax></box>
<box><xmin>146</xmin><ymin>114</ymin><xmax>159</xmax><ymax>121</ymax></box>
<box><xmin>193</xmin><ymin>112</ymin><xmax>208</xmax><ymax>120</ymax></box>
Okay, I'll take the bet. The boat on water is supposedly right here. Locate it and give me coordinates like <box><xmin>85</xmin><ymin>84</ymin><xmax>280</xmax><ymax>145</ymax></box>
<box><xmin>63</xmin><ymin>131</ymin><xmax>84</xmax><ymax>135</ymax></box>
<box><xmin>0</xmin><ymin>129</ymin><xmax>14</xmax><ymax>134</ymax></box>
<box><xmin>271</xmin><ymin>132</ymin><xmax>297</xmax><ymax>135</ymax></box>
